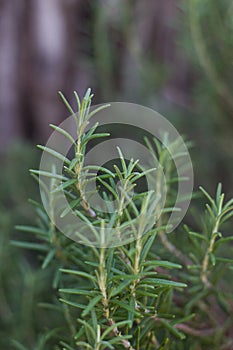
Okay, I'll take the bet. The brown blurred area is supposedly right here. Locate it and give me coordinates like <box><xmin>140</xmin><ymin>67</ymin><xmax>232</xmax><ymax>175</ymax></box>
<box><xmin>0</xmin><ymin>0</ymin><xmax>194</xmax><ymax>149</ymax></box>
<box><xmin>0</xmin><ymin>0</ymin><xmax>87</xmax><ymax>147</ymax></box>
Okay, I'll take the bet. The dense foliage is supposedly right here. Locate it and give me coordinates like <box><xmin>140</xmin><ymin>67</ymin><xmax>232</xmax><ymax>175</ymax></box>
<box><xmin>9</xmin><ymin>90</ymin><xmax>233</xmax><ymax>350</ymax></box>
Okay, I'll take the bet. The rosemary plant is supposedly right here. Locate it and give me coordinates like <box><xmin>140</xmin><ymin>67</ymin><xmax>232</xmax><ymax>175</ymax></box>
<box><xmin>13</xmin><ymin>90</ymin><xmax>233</xmax><ymax>350</ymax></box>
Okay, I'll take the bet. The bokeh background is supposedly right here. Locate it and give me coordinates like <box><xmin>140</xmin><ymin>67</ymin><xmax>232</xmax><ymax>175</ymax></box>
<box><xmin>0</xmin><ymin>0</ymin><xmax>232</xmax><ymax>348</ymax></box>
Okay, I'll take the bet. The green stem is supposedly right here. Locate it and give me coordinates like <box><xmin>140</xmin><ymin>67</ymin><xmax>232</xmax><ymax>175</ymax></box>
<box><xmin>201</xmin><ymin>219</ymin><xmax>220</xmax><ymax>288</ymax></box>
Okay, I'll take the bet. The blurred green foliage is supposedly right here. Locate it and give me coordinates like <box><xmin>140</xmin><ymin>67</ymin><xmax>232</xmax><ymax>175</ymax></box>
<box><xmin>88</xmin><ymin>0</ymin><xmax>233</xmax><ymax>193</ymax></box>
<box><xmin>181</xmin><ymin>0</ymin><xmax>233</xmax><ymax>192</ymax></box>
<box><xmin>0</xmin><ymin>144</ymin><xmax>65</xmax><ymax>349</ymax></box>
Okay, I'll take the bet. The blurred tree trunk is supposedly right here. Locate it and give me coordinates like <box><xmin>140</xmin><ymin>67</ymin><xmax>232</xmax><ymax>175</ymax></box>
<box><xmin>0</xmin><ymin>0</ymin><xmax>23</xmax><ymax>151</ymax></box>
<box><xmin>20</xmin><ymin>0</ymin><xmax>71</xmax><ymax>142</ymax></box>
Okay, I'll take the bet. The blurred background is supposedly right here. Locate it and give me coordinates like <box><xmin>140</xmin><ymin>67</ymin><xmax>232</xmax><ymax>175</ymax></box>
<box><xmin>0</xmin><ymin>0</ymin><xmax>232</xmax><ymax>348</ymax></box>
